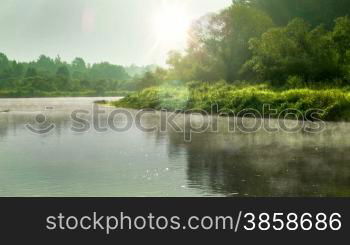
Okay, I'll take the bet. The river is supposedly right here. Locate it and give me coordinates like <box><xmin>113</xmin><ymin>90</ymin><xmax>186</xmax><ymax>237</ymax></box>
<box><xmin>0</xmin><ymin>97</ymin><xmax>349</xmax><ymax>197</ymax></box>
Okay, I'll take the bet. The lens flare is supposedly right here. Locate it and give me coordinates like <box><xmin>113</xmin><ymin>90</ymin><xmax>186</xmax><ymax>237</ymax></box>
<box><xmin>153</xmin><ymin>3</ymin><xmax>191</xmax><ymax>45</ymax></box>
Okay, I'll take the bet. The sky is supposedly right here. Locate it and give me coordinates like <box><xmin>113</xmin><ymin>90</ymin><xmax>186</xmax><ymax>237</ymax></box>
<box><xmin>0</xmin><ymin>0</ymin><xmax>231</xmax><ymax>66</ymax></box>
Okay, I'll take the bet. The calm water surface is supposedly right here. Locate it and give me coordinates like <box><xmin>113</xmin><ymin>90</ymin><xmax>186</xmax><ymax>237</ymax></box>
<box><xmin>0</xmin><ymin>97</ymin><xmax>349</xmax><ymax>197</ymax></box>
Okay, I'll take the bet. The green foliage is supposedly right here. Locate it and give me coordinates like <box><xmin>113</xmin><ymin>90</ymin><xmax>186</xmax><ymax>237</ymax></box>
<box><xmin>25</xmin><ymin>67</ymin><xmax>38</xmax><ymax>78</ymax></box>
<box><xmin>244</xmin><ymin>17</ymin><xmax>350</xmax><ymax>84</ymax></box>
<box><xmin>3</xmin><ymin>0</ymin><xmax>350</xmax><ymax>109</ymax></box>
<box><xmin>114</xmin><ymin>85</ymin><xmax>190</xmax><ymax>110</ymax></box>
<box><xmin>163</xmin><ymin>2</ymin><xmax>350</xmax><ymax>87</ymax></box>
<box><xmin>286</xmin><ymin>76</ymin><xmax>305</xmax><ymax>89</ymax></box>
<box><xmin>332</xmin><ymin>16</ymin><xmax>350</xmax><ymax>64</ymax></box>
<box><xmin>124</xmin><ymin>64</ymin><xmax>158</xmax><ymax>78</ymax></box>
<box><xmin>114</xmin><ymin>82</ymin><xmax>350</xmax><ymax>121</ymax></box>
<box><xmin>105</xmin><ymin>2</ymin><xmax>350</xmax><ymax>123</ymax></box>
<box><xmin>89</xmin><ymin>62</ymin><xmax>129</xmax><ymax>81</ymax></box>
<box><xmin>167</xmin><ymin>4</ymin><xmax>274</xmax><ymax>83</ymax></box>
<box><xmin>237</xmin><ymin>0</ymin><xmax>350</xmax><ymax>27</ymax></box>
<box><xmin>0</xmin><ymin>53</ymin><xmax>139</xmax><ymax>96</ymax></box>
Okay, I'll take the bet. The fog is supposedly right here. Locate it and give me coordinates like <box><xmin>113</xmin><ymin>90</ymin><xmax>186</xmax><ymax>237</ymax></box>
<box><xmin>0</xmin><ymin>0</ymin><xmax>231</xmax><ymax>65</ymax></box>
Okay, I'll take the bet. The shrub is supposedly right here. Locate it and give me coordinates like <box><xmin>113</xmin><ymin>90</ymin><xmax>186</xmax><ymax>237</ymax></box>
<box><xmin>112</xmin><ymin>82</ymin><xmax>350</xmax><ymax>121</ymax></box>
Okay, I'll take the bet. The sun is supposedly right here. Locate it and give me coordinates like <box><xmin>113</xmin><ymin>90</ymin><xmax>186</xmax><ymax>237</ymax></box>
<box><xmin>153</xmin><ymin>3</ymin><xmax>191</xmax><ymax>45</ymax></box>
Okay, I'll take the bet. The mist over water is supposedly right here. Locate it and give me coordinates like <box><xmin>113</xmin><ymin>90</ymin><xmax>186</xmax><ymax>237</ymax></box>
<box><xmin>0</xmin><ymin>97</ymin><xmax>349</xmax><ymax>197</ymax></box>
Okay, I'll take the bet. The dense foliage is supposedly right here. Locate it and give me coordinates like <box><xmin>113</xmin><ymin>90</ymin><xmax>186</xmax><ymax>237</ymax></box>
<box><xmin>166</xmin><ymin>5</ymin><xmax>275</xmax><ymax>82</ymax></box>
<box><xmin>113</xmin><ymin>82</ymin><xmax>350</xmax><ymax>121</ymax></box>
<box><xmin>163</xmin><ymin>2</ymin><xmax>350</xmax><ymax>85</ymax></box>
<box><xmin>235</xmin><ymin>0</ymin><xmax>350</xmax><ymax>27</ymax></box>
<box><xmin>113</xmin><ymin>1</ymin><xmax>350</xmax><ymax>121</ymax></box>
<box><xmin>2</xmin><ymin>0</ymin><xmax>350</xmax><ymax>119</ymax></box>
<box><xmin>0</xmin><ymin>54</ymin><xmax>159</xmax><ymax>97</ymax></box>
<box><xmin>244</xmin><ymin>17</ymin><xmax>350</xmax><ymax>85</ymax></box>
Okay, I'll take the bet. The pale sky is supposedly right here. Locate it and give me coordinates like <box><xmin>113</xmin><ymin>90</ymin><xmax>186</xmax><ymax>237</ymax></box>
<box><xmin>0</xmin><ymin>0</ymin><xmax>231</xmax><ymax>66</ymax></box>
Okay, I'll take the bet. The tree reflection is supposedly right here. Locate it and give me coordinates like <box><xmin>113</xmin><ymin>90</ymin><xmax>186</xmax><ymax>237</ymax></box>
<box><xmin>162</xmin><ymin>117</ymin><xmax>350</xmax><ymax>197</ymax></box>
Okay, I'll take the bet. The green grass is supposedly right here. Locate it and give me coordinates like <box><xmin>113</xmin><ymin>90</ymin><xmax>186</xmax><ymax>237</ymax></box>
<box><xmin>111</xmin><ymin>82</ymin><xmax>350</xmax><ymax>121</ymax></box>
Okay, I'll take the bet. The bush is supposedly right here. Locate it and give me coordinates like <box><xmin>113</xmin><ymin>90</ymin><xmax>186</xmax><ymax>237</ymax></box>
<box><xmin>286</xmin><ymin>76</ymin><xmax>305</xmax><ymax>89</ymax></box>
<box><xmin>112</xmin><ymin>82</ymin><xmax>350</xmax><ymax>121</ymax></box>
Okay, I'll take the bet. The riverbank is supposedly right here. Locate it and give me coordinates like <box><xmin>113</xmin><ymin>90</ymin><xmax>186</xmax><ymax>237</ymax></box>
<box><xmin>108</xmin><ymin>83</ymin><xmax>350</xmax><ymax>121</ymax></box>
<box><xmin>0</xmin><ymin>90</ymin><xmax>131</xmax><ymax>98</ymax></box>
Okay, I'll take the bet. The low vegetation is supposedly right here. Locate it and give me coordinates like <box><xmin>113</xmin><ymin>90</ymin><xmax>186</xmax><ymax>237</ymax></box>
<box><xmin>112</xmin><ymin>82</ymin><xmax>350</xmax><ymax>121</ymax></box>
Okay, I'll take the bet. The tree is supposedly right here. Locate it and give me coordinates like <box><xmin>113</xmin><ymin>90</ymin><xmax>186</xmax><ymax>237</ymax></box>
<box><xmin>72</xmin><ymin>57</ymin><xmax>86</xmax><ymax>72</ymax></box>
<box><xmin>56</xmin><ymin>66</ymin><xmax>70</xmax><ymax>89</ymax></box>
<box><xmin>0</xmin><ymin>53</ymin><xmax>9</xmax><ymax>69</ymax></box>
<box><xmin>36</xmin><ymin>55</ymin><xmax>55</xmax><ymax>73</ymax></box>
<box><xmin>237</xmin><ymin>0</ymin><xmax>350</xmax><ymax>27</ymax></box>
<box><xmin>71</xmin><ymin>57</ymin><xmax>87</xmax><ymax>79</ymax></box>
<box><xmin>12</xmin><ymin>61</ymin><xmax>24</xmax><ymax>78</ymax></box>
<box><xmin>0</xmin><ymin>53</ymin><xmax>10</xmax><ymax>81</ymax></box>
<box><xmin>56</xmin><ymin>66</ymin><xmax>70</xmax><ymax>79</ymax></box>
<box><xmin>169</xmin><ymin>4</ymin><xmax>274</xmax><ymax>82</ymax></box>
<box><xmin>0</xmin><ymin>51</ymin><xmax>140</xmax><ymax>94</ymax></box>
<box><xmin>244</xmin><ymin>18</ymin><xmax>342</xmax><ymax>84</ymax></box>
<box><xmin>331</xmin><ymin>16</ymin><xmax>350</xmax><ymax>81</ymax></box>
<box><xmin>27</xmin><ymin>76</ymin><xmax>55</xmax><ymax>91</ymax></box>
<box><xmin>332</xmin><ymin>16</ymin><xmax>350</xmax><ymax>63</ymax></box>
<box><xmin>215</xmin><ymin>4</ymin><xmax>275</xmax><ymax>81</ymax></box>
<box><xmin>25</xmin><ymin>67</ymin><xmax>38</xmax><ymax>78</ymax></box>
<box><xmin>89</xmin><ymin>62</ymin><xmax>130</xmax><ymax>81</ymax></box>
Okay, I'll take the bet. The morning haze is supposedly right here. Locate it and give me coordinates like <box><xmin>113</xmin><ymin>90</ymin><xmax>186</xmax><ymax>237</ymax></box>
<box><xmin>0</xmin><ymin>0</ymin><xmax>231</xmax><ymax>66</ymax></box>
<box><xmin>1</xmin><ymin>0</ymin><xmax>350</xmax><ymax>198</ymax></box>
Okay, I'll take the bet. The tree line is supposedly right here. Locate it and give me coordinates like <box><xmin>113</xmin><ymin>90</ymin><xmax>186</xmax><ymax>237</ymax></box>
<box><xmin>2</xmin><ymin>0</ymin><xmax>350</xmax><ymax>96</ymax></box>
<box><xmin>0</xmin><ymin>53</ymin><xmax>159</xmax><ymax>96</ymax></box>
<box><xmin>236</xmin><ymin>0</ymin><xmax>350</xmax><ymax>27</ymax></box>
<box><xmin>164</xmin><ymin>0</ymin><xmax>350</xmax><ymax>88</ymax></box>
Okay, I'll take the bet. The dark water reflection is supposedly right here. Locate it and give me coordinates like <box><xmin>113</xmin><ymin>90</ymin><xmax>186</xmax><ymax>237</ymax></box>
<box><xmin>168</xmin><ymin>131</ymin><xmax>350</xmax><ymax>197</ymax></box>
<box><xmin>0</xmin><ymin>98</ymin><xmax>349</xmax><ymax>197</ymax></box>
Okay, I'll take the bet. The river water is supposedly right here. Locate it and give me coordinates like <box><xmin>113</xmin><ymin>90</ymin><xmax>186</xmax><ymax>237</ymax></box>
<box><xmin>0</xmin><ymin>97</ymin><xmax>349</xmax><ymax>197</ymax></box>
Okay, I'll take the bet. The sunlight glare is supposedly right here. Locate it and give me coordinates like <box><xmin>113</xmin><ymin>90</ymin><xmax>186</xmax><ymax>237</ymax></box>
<box><xmin>153</xmin><ymin>3</ymin><xmax>191</xmax><ymax>46</ymax></box>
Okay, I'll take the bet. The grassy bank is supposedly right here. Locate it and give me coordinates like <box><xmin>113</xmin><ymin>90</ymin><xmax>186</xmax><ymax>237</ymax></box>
<box><xmin>0</xmin><ymin>89</ymin><xmax>131</xmax><ymax>98</ymax></box>
<box><xmin>111</xmin><ymin>83</ymin><xmax>350</xmax><ymax>121</ymax></box>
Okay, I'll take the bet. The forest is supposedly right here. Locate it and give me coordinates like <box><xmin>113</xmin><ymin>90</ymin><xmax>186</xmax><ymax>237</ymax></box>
<box><xmin>0</xmin><ymin>53</ymin><xmax>157</xmax><ymax>97</ymax></box>
<box><xmin>2</xmin><ymin>0</ymin><xmax>350</xmax><ymax>120</ymax></box>
<box><xmin>112</xmin><ymin>0</ymin><xmax>350</xmax><ymax>121</ymax></box>
<box><xmin>160</xmin><ymin>0</ymin><xmax>350</xmax><ymax>85</ymax></box>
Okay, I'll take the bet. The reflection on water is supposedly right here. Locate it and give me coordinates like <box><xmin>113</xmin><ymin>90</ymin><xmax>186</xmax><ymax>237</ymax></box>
<box><xmin>0</xmin><ymin>97</ymin><xmax>349</xmax><ymax>197</ymax></box>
